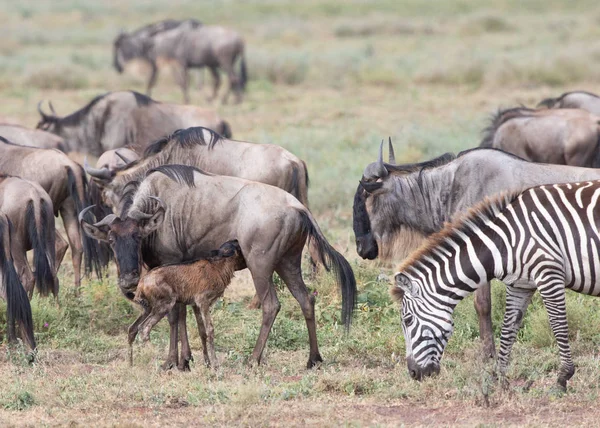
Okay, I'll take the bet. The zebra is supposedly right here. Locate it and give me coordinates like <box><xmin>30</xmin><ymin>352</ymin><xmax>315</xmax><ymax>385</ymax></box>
<box><xmin>392</xmin><ymin>179</ymin><xmax>600</xmax><ymax>391</ymax></box>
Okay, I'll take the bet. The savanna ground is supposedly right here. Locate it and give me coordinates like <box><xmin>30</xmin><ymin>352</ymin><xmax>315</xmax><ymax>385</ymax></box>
<box><xmin>1</xmin><ymin>0</ymin><xmax>600</xmax><ymax>426</ymax></box>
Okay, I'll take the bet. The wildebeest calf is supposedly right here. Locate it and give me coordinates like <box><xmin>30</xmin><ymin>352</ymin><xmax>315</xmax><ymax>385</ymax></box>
<box><xmin>128</xmin><ymin>240</ymin><xmax>244</xmax><ymax>368</ymax></box>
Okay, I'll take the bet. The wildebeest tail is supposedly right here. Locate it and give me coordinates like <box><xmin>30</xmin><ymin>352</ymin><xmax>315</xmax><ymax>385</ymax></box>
<box><xmin>26</xmin><ymin>199</ymin><xmax>56</xmax><ymax>297</ymax></box>
<box><xmin>290</xmin><ymin>161</ymin><xmax>310</xmax><ymax>208</ymax></box>
<box><xmin>239</xmin><ymin>53</ymin><xmax>247</xmax><ymax>91</ymax></box>
<box><xmin>67</xmin><ymin>166</ymin><xmax>105</xmax><ymax>278</ymax></box>
<box><xmin>0</xmin><ymin>216</ymin><xmax>35</xmax><ymax>351</ymax></box>
<box><xmin>297</xmin><ymin>209</ymin><xmax>356</xmax><ymax>330</ymax></box>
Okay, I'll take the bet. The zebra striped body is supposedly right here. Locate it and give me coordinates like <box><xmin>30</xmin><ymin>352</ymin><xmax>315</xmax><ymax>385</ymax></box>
<box><xmin>393</xmin><ymin>180</ymin><xmax>600</xmax><ymax>389</ymax></box>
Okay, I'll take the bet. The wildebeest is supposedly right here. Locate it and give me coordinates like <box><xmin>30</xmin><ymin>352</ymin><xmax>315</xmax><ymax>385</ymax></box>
<box><xmin>0</xmin><ymin>212</ymin><xmax>36</xmax><ymax>352</ymax></box>
<box><xmin>148</xmin><ymin>25</ymin><xmax>247</xmax><ymax>103</ymax></box>
<box><xmin>112</xmin><ymin>20</ymin><xmax>202</xmax><ymax>96</ymax></box>
<box><xmin>0</xmin><ymin>124</ymin><xmax>67</xmax><ymax>152</ymax></box>
<box><xmin>129</xmin><ymin>239</ymin><xmax>244</xmax><ymax>369</ymax></box>
<box><xmin>480</xmin><ymin>107</ymin><xmax>600</xmax><ymax>167</ymax></box>
<box><xmin>95</xmin><ymin>147</ymin><xmax>139</xmax><ymax>173</ymax></box>
<box><xmin>84</xmin><ymin>127</ymin><xmax>309</xmax><ymax>212</ymax></box>
<box><xmin>81</xmin><ymin>164</ymin><xmax>356</xmax><ymax>369</ymax></box>
<box><xmin>0</xmin><ymin>175</ymin><xmax>57</xmax><ymax>297</ymax></box>
<box><xmin>0</xmin><ymin>137</ymin><xmax>103</xmax><ymax>286</ymax></box>
<box><xmin>538</xmin><ymin>91</ymin><xmax>600</xmax><ymax>115</ymax></box>
<box><xmin>36</xmin><ymin>91</ymin><xmax>232</xmax><ymax>157</ymax></box>
<box><xmin>353</xmin><ymin>143</ymin><xmax>600</xmax><ymax>358</ymax></box>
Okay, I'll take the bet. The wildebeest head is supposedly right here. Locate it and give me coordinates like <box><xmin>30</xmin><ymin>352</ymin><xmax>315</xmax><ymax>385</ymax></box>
<box><xmin>79</xmin><ymin>197</ymin><xmax>165</xmax><ymax>298</ymax></box>
<box><xmin>352</xmin><ymin>138</ymin><xmax>396</xmax><ymax>260</ymax></box>
<box><xmin>35</xmin><ymin>101</ymin><xmax>61</xmax><ymax>133</ymax></box>
<box><xmin>112</xmin><ymin>31</ymin><xmax>130</xmax><ymax>73</ymax></box>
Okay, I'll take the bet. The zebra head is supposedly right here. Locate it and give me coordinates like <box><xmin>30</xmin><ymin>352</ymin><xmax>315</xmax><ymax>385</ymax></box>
<box><xmin>393</xmin><ymin>272</ymin><xmax>454</xmax><ymax>380</ymax></box>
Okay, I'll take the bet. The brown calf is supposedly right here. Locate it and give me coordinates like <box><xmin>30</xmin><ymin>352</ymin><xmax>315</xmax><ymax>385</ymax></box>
<box><xmin>128</xmin><ymin>240</ymin><xmax>244</xmax><ymax>368</ymax></box>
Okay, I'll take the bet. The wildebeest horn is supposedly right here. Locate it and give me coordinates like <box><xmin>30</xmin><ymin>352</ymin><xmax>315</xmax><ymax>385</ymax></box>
<box><xmin>84</xmin><ymin>157</ymin><xmax>112</xmax><ymax>180</ymax></box>
<box><xmin>94</xmin><ymin>214</ymin><xmax>118</xmax><ymax>227</ymax></box>
<box><xmin>78</xmin><ymin>205</ymin><xmax>96</xmax><ymax>224</ymax></box>
<box><xmin>377</xmin><ymin>140</ymin><xmax>389</xmax><ymax>177</ymax></box>
<box><xmin>37</xmin><ymin>101</ymin><xmax>51</xmax><ymax>120</ymax></box>
<box><xmin>128</xmin><ymin>209</ymin><xmax>153</xmax><ymax>221</ymax></box>
<box><xmin>115</xmin><ymin>150</ymin><xmax>135</xmax><ymax>165</ymax></box>
<box><xmin>388</xmin><ymin>137</ymin><xmax>396</xmax><ymax>164</ymax></box>
<box><xmin>48</xmin><ymin>101</ymin><xmax>57</xmax><ymax>116</ymax></box>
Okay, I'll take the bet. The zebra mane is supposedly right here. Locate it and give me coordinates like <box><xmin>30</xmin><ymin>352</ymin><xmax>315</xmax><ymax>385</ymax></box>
<box><xmin>395</xmin><ymin>190</ymin><xmax>521</xmax><ymax>276</ymax></box>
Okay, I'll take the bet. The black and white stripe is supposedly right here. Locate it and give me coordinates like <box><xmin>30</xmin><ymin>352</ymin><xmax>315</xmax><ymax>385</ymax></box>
<box><xmin>394</xmin><ymin>180</ymin><xmax>600</xmax><ymax>389</ymax></box>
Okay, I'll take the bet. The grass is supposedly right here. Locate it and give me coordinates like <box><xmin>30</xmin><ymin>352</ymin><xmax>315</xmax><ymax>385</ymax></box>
<box><xmin>1</xmin><ymin>0</ymin><xmax>600</xmax><ymax>425</ymax></box>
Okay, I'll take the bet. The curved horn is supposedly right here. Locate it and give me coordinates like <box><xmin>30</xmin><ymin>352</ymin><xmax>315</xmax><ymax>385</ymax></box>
<box><xmin>115</xmin><ymin>150</ymin><xmax>136</xmax><ymax>165</ymax></box>
<box><xmin>93</xmin><ymin>214</ymin><xmax>118</xmax><ymax>227</ymax></box>
<box><xmin>377</xmin><ymin>140</ymin><xmax>389</xmax><ymax>178</ymax></box>
<box><xmin>84</xmin><ymin>157</ymin><xmax>112</xmax><ymax>180</ymax></box>
<box><xmin>388</xmin><ymin>136</ymin><xmax>396</xmax><ymax>164</ymax></box>
<box><xmin>37</xmin><ymin>101</ymin><xmax>50</xmax><ymax>120</ymax></box>
<box><xmin>78</xmin><ymin>205</ymin><xmax>97</xmax><ymax>224</ymax></box>
<box><xmin>128</xmin><ymin>209</ymin><xmax>153</xmax><ymax>221</ymax></box>
<box><xmin>48</xmin><ymin>101</ymin><xmax>57</xmax><ymax>116</ymax></box>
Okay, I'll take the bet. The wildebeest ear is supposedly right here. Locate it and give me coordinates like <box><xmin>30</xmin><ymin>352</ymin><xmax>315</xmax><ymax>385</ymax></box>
<box><xmin>140</xmin><ymin>208</ymin><xmax>165</xmax><ymax>237</ymax></box>
<box><xmin>81</xmin><ymin>222</ymin><xmax>109</xmax><ymax>242</ymax></box>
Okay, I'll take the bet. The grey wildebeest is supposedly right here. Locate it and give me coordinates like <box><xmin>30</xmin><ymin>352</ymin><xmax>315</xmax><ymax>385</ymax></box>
<box><xmin>0</xmin><ymin>175</ymin><xmax>57</xmax><ymax>297</ymax></box>
<box><xmin>81</xmin><ymin>164</ymin><xmax>356</xmax><ymax>369</ymax></box>
<box><xmin>95</xmin><ymin>148</ymin><xmax>139</xmax><ymax>173</ymax></box>
<box><xmin>353</xmin><ymin>143</ymin><xmax>600</xmax><ymax>358</ymax></box>
<box><xmin>538</xmin><ymin>91</ymin><xmax>600</xmax><ymax>115</ymax></box>
<box><xmin>480</xmin><ymin>107</ymin><xmax>600</xmax><ymax>167</ymax></box>
<box><xmin>0</xmin><ymin>124</ymin><xmax>67</xmax><ymax>152</ymax></box>
<box><xmin>0</xmin><ymin>212</ymin><xmax>36</xmax><ymax>352</ymax></box>
<box><xmin>147</xmin><ymin>25</ymin><xmax>247</xmax><ymax>103</ymax></box>
<box><xmin>0</xmin><ymin>137</ymin><xmax>103</xmax><ymax>286</ymax></box>
<box><xmin>112</xmin><ymin>20</ymin><xmax>202</xmax><ymax>96</ymax></box>
<box><xmin>129</xmin><ymin>239</ymin><xmax>244</xmax><ymax>369</ymax></box>
<box><xmin>36</xmin><ymin>91</ymin><xmax>232</xmax><ymax>157</ymax></box>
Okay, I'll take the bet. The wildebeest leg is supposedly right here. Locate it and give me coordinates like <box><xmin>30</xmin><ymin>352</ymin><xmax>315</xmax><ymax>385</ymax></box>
<box><xmin>162</xmin><ymin>306</ymin><xmax>179</xmax><ymax>370</ymax></box>
<box><xmin>173</xmin><ymin>64</ymin><xmax>190</xmax><ymax>104</ymax></box>
<box><xmin>197</xmin><ymin>300</ymin><xmax>218</xmax><ymax>369</ymax></box>
<box><xmin>59</xmin><ymin>202</ymin><xmax>83</xmax><ymax>289</ymax></box>
<box><xmin>127</xmin><ymin>307</ymin><xmax>151</xmax><ymax>367</ymax></box>
<box><xmin>146</xmin><ymin>62</ymin><xmax>159</xmax><ymax>97</ymax></box>
<box><xmin>191</xmin><ymin>304</ymin><xmax>210</xmax><ymax>366</ymax></box>
<box><xmin>177</xmin><ymin>303</ymin><xmax>193</xmax><ymax>371</ymax></box>
<box><xmin>54</xmin><ymin>231</ymin><xmax>68</xmax><ymax>275</ymax></box>
<box><xmin>474</xmin><ymin>282</ymin><xmax>496</xmax><ymax>359</ymax></box>
<box><xmin>207</xmin><ymin>66</ymin><xmax>221</xmax><ymax>102</ymax></box>
<box><xmin>221</xmin><ymin>62</ymin><xmax>240</xmax><ymax>105</ymax></box>
<box><xmin>276</xmin><ymin>253</ymin><xmax>322</xmax><ymax>368</ymax></box>
<box><xmin>249</xmin><ymin>269</ymin><xmax>280</xmax><ymax>365</ymax></box>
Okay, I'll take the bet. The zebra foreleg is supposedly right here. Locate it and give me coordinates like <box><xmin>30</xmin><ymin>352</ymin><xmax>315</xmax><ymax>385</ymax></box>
<box><xmin>538</xmin><ymin>278</ymin><xmax>574</xmax><ymax>392</ymax></box>
<box><xmin>497</xmin><ymin>285</ymin><xmax>535</xmax><ymax>388</ymax></box>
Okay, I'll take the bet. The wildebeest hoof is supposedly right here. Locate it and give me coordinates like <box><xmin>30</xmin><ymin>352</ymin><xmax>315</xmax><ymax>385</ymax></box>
<box><xmin>160</xmin><ymin>360</ymin><xmax>176</xmax><ymax>371</ymax></box>
<box><xmin>307</xmin><ymin>354</ymin><xmax>324</xmax><ymax>369</ymax></box>
<box><xmin>178</xmin><ymin>359</ymin><xmax>191</xmax><ymax>372</ymax></box>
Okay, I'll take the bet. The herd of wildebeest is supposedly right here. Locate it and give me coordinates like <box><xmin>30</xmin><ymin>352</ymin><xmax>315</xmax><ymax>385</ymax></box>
<box><xmin>2</xmin><ymin>18</ymin><xmax>600</xmax><ymax>392</ymax></box>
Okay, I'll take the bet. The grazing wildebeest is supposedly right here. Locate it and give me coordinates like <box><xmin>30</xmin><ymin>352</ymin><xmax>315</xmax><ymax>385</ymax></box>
<box><xmin>480</xmin><ymin>107</ymin><xmax>600</xmax><ymax>167</ymax></box>
<box><xmin>81</xmin><ymin>164</ymin><xmax>356</xmax><ymax>369</ymax></box>
<box><xmin>84</xmin><ymin>127</ymin><xmax>309</xmax><ymax>212</ymax></box>
<box><xmin>0</xmin><ymin>137</ymin><xmax>103</xmax><ymax>286</ymax></box>
<box><xmin>353</xmin><ymin>143</ymin><xmax>600</xmax><ymax>358</ymax></box>
<box><xmin>148</xmin><ymin>25</ymin><xmax>247</xmax><ymax>103</ymax></box>
<box><xmin>0</xmin><ymin>175</ymin><xmax>57</xmax><ymax>297</ymax></box>
<box><xmin>0</xmin><ymin>124</ymin><xmax>67</xmax><ymax>152</ymax></box>
<box><xmin>394</xmin><ymin>180</ymin><xmax>600</xmax><ymax>391</ymax></box>
<box><xmin>113</xmin><ymin>20</ymin><xmax>202</xmax><ymax>95</ymax></box>
<box><xmin>36</xmin><ymin>91</ymin><xmax>232</xmax><ymax>156</ymax></box>
<box><xmin>0</xmin><ymin>212</ymin><xmax>36</xmax><ymax>351</ymax></box>
<box><xmin>538</xmin><ymin>91</ymin><xmax>600</xmax><ymax>115</ymax></box>
<box><xmin>129</xmin><ymin>239</ymin><xmax>244</xmax><ymax>369</ymax></box>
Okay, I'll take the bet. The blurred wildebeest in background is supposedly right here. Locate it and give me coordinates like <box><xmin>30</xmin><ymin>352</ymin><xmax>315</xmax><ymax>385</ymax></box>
<box><xmin>480</xmin><ymin>107</ymin><xmax>600</xmax><ymax>167</ymax></box>
<box><xmin>81</xmin><ymin>164</ymin><xmax>356</xmax><ymax>370</ymax></box>
<box><xmin>538</xmin><ymin>91</ymin><xmax>600</xmax><ymax>115</ymax></box>
<box><xmin>0</xmin><ymin>175</ymin><xmax>57</xmax><ymax>297</ymax></box>
<box><xmin>353</xmin><ymin>143</ymin><xmax>600</xmax><ymax>358</ymax></box>
<box><xmin>0</xmin><ymin>137</ymin><xmax>105</xmax><ymax>287</ymax></box>
<box><xmin>113</xmin><ymin>20</ymin><xmax>202</xmax><ymax>95</ymax></box>
<box><xmin>148</xmin><ymin>24</ymin><xmax>247</xmax><ymax>103</ymax></box>
<box><xmin>36</xmin><ymin>91</ymin><xmax>231</xmax><ymax>156</ymax></box>
<box><xmin>0</xmin><ymin>212</ymin><xmax>36</xmax><ymax>352</ymax></box>
<box><xmin>0</xmin><ymin>123</ymin><xmax>67</xmax><ymax>152</ymax></box>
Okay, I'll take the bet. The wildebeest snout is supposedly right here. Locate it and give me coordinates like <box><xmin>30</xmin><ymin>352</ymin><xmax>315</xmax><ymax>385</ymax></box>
<box><xmin>356</xmin><ymin>234</ymin><xmax>378</xmax><ymax>260</ymax></box>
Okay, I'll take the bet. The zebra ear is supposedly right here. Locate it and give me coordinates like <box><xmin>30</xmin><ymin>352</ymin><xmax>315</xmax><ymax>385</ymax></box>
<box><xmin>394</xmin><ymin>272</ymin><xmax>418</xmax><ymax>297</ymax></box>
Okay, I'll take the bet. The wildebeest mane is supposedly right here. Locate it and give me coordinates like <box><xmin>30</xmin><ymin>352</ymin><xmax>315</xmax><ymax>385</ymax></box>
<box><xmin>385</xmin><ymin>152</ymin><xmax>456</xmax><ymax>175</ymax></box>
<box><xmin>131</xmin><ymin>91</ymin><xmax>156</xmax><ymax>107</ymax></box>
<box><xmin>143</xmin><ymin>127</ymin><xmax>222</xmax><ymax>158</ymax></box>
<box><xmin>457</xmin><ymin>146</ymin><xmax>529</xmax><ymax>162</ymax></box>
<box><xmin>538</xmin><ymin>90</ymin><xmax>600</xmax><ymax>109</ymax></box>
<box><xmin>57</xmin><ymin>93</ymin><xmax>109</xmax><ymax>126</ymax></box>
<box><xmin>480</xmin><ymin>106</ymin><xmax>535</xmax><ymax>148</ymax></box>
<box><xmin>148</xmin><ymin>164</ymin><xmax>201</xmax><ymax>188</ymax></box>
<box><xmin>395</xmin><ymin>191</ymin><xmax>520</xmax><ymax>279</ymax></box>
<box><xmin>130</xmin><ymin>19</ymin><xmax>202</xmax><ymax>38</ymax></box>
